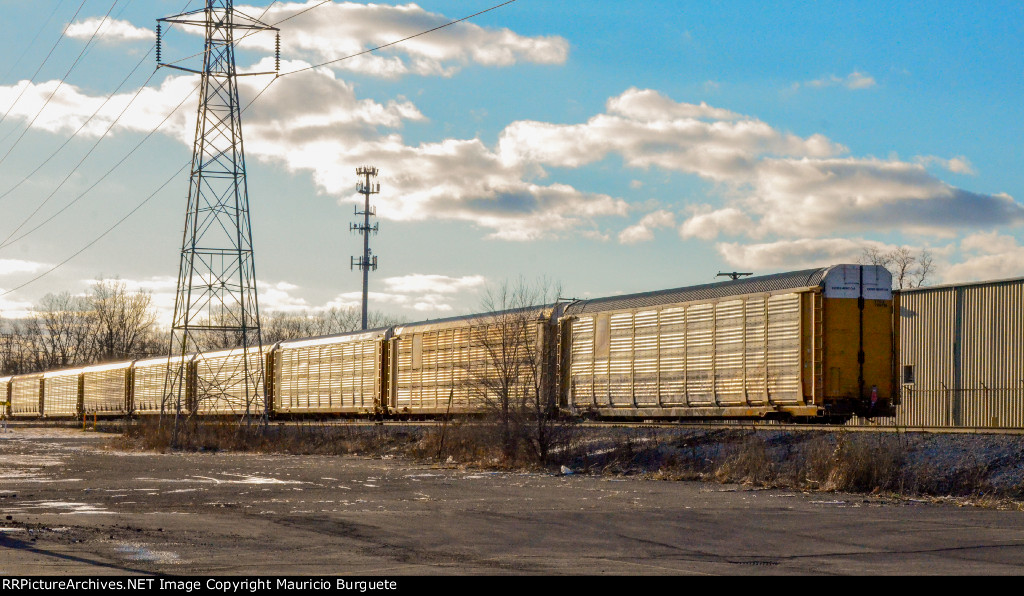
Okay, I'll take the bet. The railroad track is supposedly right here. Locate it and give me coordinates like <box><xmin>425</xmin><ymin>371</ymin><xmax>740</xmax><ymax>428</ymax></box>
<box><xmin>5</xmin><ymin>417</ymin><xmax>1024</xmax><ymax>435</ymax></box>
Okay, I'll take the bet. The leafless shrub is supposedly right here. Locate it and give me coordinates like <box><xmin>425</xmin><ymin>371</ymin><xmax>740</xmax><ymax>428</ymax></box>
<box><xmin>902</xmin><ymin>454</ymin><xmax>992</xmax><ymax>497</ymax></box>
<box><xmin>822</xmin><ymin>433</ymin><xmax>905</xmax><ymax>493</ymax></box>
<box><xmin>714</xmin><ymin>433</ymin><xmax>776</xmax><ymax>485</ymax></box>
<box><xmin>777</xmin><ymin>434</ymin><xmax>835</xmax><ymax>488</ymax></box>
<box><xmin>465</xmin><ymin>277</ymin><xmax>567</xmax><ymax>465</ymax></box>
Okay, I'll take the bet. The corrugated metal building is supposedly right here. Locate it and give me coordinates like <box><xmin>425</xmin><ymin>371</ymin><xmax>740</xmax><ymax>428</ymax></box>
<box><xmin>895</xmin><ymin>276</ymin><xmax>1024</xmax><ymax>428</ymax></box>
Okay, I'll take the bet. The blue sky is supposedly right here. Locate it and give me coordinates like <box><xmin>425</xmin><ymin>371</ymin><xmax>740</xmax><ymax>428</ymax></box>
<box><xmin>0</xmin><ymin>0</ymin><xmax>1021</xmax><ymax>323</ymax></box>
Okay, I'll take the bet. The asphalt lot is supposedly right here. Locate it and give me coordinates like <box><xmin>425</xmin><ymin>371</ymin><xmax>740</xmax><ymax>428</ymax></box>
<box><xmin>1</xmin><ymin>425</ymin><xmax>1023</xmax><ymax>575</ymax></box>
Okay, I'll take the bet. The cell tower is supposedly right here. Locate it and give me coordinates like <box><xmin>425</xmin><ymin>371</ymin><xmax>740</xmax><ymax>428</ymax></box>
<box><xmin>350</xmin><ymin>167</ymin><xmax>380</xmax><ymax>330</ymax></box>
<box><xmin>156</xmin><ymin>2</ymin><xmax>279</xmax><ymax>424</ymax></box>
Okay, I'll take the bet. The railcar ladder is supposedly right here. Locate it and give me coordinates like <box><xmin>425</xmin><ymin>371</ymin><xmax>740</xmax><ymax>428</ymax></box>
<box><xmin>812</xmin><ymin>292</ymin><xmax>824</xmax><ymax>401</ymax></box>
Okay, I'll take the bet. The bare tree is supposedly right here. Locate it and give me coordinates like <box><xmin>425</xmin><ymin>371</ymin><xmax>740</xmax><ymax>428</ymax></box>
<box><xmin>32</xmin><ymin>292</ymin><xmax>97</xmax><ymax>369</ymax></box>
<box><xmin>91</xmin><ymin>279</ymin><xmax>158</xmax><ymax>362</ymax></box>
<box><xmin>470</xmin><ymin>277</ymin><xmax>564</xmax><ymax>463</ymax></box>
<box><xmin>861</xmin><ymin>246</ymin><xmax>934</xmax><ymax>289</ymax></box>
<box><xmin>262</xmin><ymin>308</ymin><xmax>404</xmax><ymax>344</ymax></box>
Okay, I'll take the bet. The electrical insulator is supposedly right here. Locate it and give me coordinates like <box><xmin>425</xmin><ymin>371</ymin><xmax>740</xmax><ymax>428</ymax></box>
<box><xmin>156</xmin><ymin>24</ymin><xmax>162</xmax><ymax>64</ymax></box>
<box><xmin>275</xmin><ymin>33</ymin><xmax>281</xmax><ymax>74</ymax></box>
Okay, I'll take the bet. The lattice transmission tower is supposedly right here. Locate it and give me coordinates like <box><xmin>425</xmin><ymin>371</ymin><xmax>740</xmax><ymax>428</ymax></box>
<box><xmin>156</xmin><ymin>2</ymin><xmax>279</xmax><ymax>424</ymax></box>
<box><xmin>351</xmin><ymin>167</ymin><xmax>380</xmax><ymax>331</ymax></box>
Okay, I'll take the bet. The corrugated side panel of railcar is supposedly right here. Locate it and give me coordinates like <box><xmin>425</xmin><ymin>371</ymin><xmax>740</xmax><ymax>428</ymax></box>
<box><xmin>275</xmin><ymin>332</ymin><xmax>383</xmax><ymax>414</ymax></box>
<box><xmin>132</xmin><ymin>356</ymin><xmax>187</xmax><ymax>415</ymax></box>
<box><xmin>82</xmin><ymin>361</ymin><xmax>131</xmax><ymax>414</ymax></box>
<box><xmin>194</xmin><ymin>347</ymin><xmax>266</xmax><ymax>416</ymax></box>
<box><xmin>567</xmin><ymin>292</ymin><xmax>807</xmax><ymax>417</ymax></box>
<box><xmin>1</xmin><ymin>376</ymin><xmax>11</xmax><ymax>417</ymax></box>
<box><xmin>43</xmin><ymin>370</ymin><xmax>81</xmax><ymax>417</ymax></box>
<box><xmin>10</xmin><ymin>375</ymin><xmax>42</xmax><ymax>417</ymax></box>
<box><xmin>392</xmin><ymin>323</ymin><xmax>486</xmax><ymax>413</ymax></box>
<box><xmin>390</xmin><ymin>316</ymin><xmax>548</xmax><ymax>415</ymax></box>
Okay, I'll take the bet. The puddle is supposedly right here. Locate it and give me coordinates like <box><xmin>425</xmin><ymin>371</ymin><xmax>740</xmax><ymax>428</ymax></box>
<box><xmin>8</xmin><ymin>500</ymin><xmax>113</xmax><ymax>515</ymax></box>
<box><xmin>116</xmin><ymin>544</ymin><xmax>181</xmax><ymax>563</ymax></box>
<box><xmin>138</xmin><ymin>474</ymin><xmax>302</xmax><ymax>486</ymax></box>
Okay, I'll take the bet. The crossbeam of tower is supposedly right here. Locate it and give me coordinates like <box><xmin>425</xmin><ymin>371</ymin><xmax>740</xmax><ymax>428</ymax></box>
<box><xmin>157</xmin><ymin>1</ymin><xmax>279</xmax><ymax>428</ymax></box>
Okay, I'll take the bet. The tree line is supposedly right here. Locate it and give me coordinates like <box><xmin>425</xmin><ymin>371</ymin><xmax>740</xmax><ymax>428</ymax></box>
<box><xmin>0</xmin><ymin>279</ymin><xmax>403</xmax><ymax>376</ymax></box>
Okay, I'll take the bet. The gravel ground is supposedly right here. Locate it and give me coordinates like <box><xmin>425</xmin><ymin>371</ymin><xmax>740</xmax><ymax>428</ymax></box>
<box><xmin>3</xmin><ymin>424</ymin><xmax>1024</xmax><ymax>575</ymax></box>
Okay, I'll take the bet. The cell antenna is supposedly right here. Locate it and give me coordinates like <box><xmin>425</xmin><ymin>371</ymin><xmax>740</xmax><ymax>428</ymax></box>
<box><xmin>157</xmin><ymin>1</ymin><xmax>279</xmax><ymax>430</ymax></box>
<box><xmin>351</xmin><ymin>167</ymin><xmax>380</xmax><ymax>331</ymax></box>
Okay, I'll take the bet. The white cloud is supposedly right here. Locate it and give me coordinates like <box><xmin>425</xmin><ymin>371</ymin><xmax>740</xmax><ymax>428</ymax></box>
<box><xmin>0</xmin><ymin>292</ymin><xmax>33</xmax><ymax>319</ymax></box>
<box><xmin>943</xmin><ymin>232</ymin><xmax>1024</xmax><ymax>283</ymax></box>
<box><xmin>801</xmin><ymin>71</ymin><xmax>877</xmax><ymax>90</ymax></box>
<box><xmin>715</xmin><ymin>238</ymin><xmax>895</xmax><ymax>270</ymax></box>
<box><xmin>325</xmin><ymin>290</ymin><xmax>455</xmax><ymax>313</ymax></box>
<box><xmin>679</xmin><ymin>206</ymin><xmax>754</xmax><ymax>240</ymax></box>
<box><xmin>618</xmin><ymin>210</ymin><xmax>675</xmax><ymax>244</ymax></box>
<box><xmin>382</xmin><ymin>274</ymin><xmax>486</xmax><ymax>295</ymax></box>
<box><xmin>607</xmin><ymin>88</ymin><xmax>740</xmax><ymax>122</ymax></box>
<box><xmin>678</xmin><ymin>158</ymin><xmax>1024</xmax><ymax>241</ymax></box>
<box><xmin>0</xmin><ymin>62</ymin><xmax>627</xmax><ymax>241</ymax></box>
<box><xmin>0</xmin><ymin>259</ymin><xmax>47</xmax><ymax>276</ymax></box>
<box><xmin>66</xmin><ymin>17</ymin><xmax>151</xmax><ymax>43</ymax></box>
<box><xmin>225</xmin><ymin>1</ymin><xmax>568</xmax><ymax>79</ymax></box>
<box><xmin>497</xmin><ymin>88</ymin><xmax>843</xmax><ymax>179</ymax></box>
<box><xmin>258</xmin><ymin>281</ymin><xmax>313</xmax><ymax>314</ymax></box>
<box><xmin>915</xmin><ymin>155</ymin><xmax>977</xmax><ymax>176</ymax></box>
<box><xmin>5</xmin><ymin>66</ymin><xmax>1012</xmax><ymax>250</ymax></box>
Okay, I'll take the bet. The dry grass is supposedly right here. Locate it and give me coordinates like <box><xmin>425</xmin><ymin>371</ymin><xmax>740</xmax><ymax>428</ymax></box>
<box><xmin>109</xmin><ymin>420</ymin><xmax>1024</xmax><ymax>503</ymax></box>
<box><xmin>113</xmin><ymin>418</ymin><xmax>428</xmax><ymax>457</ymax></box>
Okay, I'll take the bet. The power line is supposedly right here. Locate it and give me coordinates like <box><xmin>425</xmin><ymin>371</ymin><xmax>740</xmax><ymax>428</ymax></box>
<box><xmin>0</xmin><ymin>0</ymin><xmax>122</xmax><ymax>169</ymax></box>
<box><xmin>0</xmin><ymin>0</ymin><xmax>87</xmax><ymax>131</ymax></box>
<box><xmin>0</xmin><ymin>1</ymin><xmax>69</xmax><ymax>85</ymax></box>
<box><xmin>0</xmin><ymin>161</ymin><xmax>190</xmax><ymax>300</ymax></box>
<box><xmin>0</xmin><ymin>1</ymin><xmax>197</xmax><ymax>229</ymax></box>
<box><xmin>0</xmin><ymin>0</ymin><xmax>323</xmax><ymax>227</ymax></box>
<box><xmin>0</xmin><ymin>76</ymin><xmax>274</xmax><ymax>299</ymax></box>
<box><xmin>0</xmin><ymin>0</ymin><xmax>520</xmax><ymax>297</ymax></box>
<box><xmin>0</xmin><ymin>47</ymin><xmax>157</xmax><ymax>209</ymax></box>
<box><xmin>0</xmin><ymin>81</ymin><xmax>201</xmax><ymax>251</ymax></box>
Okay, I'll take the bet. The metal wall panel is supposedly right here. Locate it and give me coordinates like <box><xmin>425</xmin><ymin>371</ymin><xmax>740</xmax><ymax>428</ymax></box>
<box><xmin>10</xmin><ymin>375</ymin><xmax>41</xmax><ymax>417</ymax></box>
<box><xmin>960</xmin><ymin>282</ymin><xmax>1024</xmax><ymax>393</ymax></box>
<box><xmin>43</xmin><ymin>371</ymin><xmax>80</xmax><ymax>417</ymax></box>
<box><xmin>899</xmin><ymin>287</ymin><xmax>955</xmax><ymax>393</ymax></box>
<box><xmin>82</xmin><ymin>362</ymin><xmax>131</xmax><ymax>414</ymax></box>
<box><xmin>275</xmin><ymin>334</ymin><xmax>382</xmax><ymax>413</ymax></box>
<box><xmin>898</xmin><ymin>278</ymin><xmax>1024</xmax><ymax>428</ymax></box>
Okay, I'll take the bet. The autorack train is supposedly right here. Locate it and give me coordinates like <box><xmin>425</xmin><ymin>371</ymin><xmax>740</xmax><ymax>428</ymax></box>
<box><xmin>1</xmin><ymin>264</ymin><xmax>899</xmax><ymax>423</ymax></box>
